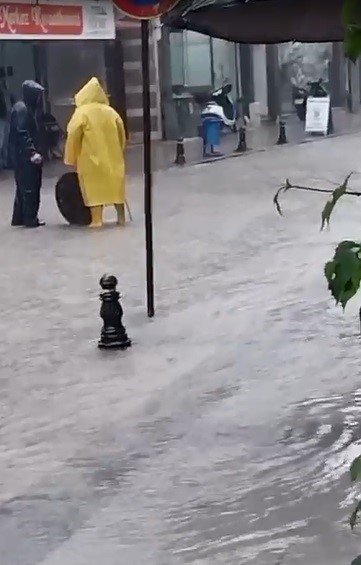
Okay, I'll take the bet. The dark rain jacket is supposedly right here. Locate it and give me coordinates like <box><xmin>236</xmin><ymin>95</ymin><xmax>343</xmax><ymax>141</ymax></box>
<box><xmin>9</xmin><ymin>80</ymin><xmax>44</xmax><ymax>166</ymax></box>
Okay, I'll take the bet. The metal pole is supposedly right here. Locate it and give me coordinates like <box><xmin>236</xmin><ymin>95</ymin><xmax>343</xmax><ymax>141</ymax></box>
<box><xmin>141</xmin><ymin>19</ymin><xmax>155</xmax><ymax>318</ymax></box>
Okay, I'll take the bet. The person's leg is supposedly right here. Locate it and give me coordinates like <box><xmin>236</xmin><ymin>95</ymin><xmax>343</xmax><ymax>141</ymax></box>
<box><xmin>0</xmin><ymin>119</ymin><xmax>6</xmax><ymax>170</ymax></box>
<box><xmin>114</xmin><ymin>203</ymin><xmax>125</xmax><ymax>226</ymax></box>
<box><xmin>11</xmin><ymin>167</ymin><xmax>24</xmax><ymax>226</ymax></box>
<box><xmin>34</xmin><ymin>165</ymin><xmax>42</xmax><ymax>217</ymax></box>
<box><xmin>24</xmin><ymin>164</ymin><xmax>44</xmax><ymax>228</ymax></box>
<box><xmin>89</xmin><ymin>206</ymin><xmax>103</xmax><ymax>228</ymax></box>
<box><xmin>3</xmin><ymin>120</ymin><xmax>9</xmax><ymax>169</ymax></box>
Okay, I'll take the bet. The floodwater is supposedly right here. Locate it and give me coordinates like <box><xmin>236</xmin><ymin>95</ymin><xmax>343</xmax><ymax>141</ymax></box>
<box><xmin>160</xmin><ymin>390</ymin><xmax>361</xmax><ymax>564</ymax></box>
<box><xmin>2</xmin><ymin>135</ymin><xmax>361</xmax><ymax>564</ymax></box>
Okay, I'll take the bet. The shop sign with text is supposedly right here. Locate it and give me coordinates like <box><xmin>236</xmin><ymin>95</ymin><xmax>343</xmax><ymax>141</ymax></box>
<box><xmin>0</xmin><ymin>0</ymin><xmax>115</xmax><ymax>39</ymax></box>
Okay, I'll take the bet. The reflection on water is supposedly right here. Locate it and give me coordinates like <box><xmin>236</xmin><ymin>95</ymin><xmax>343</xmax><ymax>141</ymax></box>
<box><xmin>162</xmin><ymin>389</ymin><xmax>361</xmax><ymax>564</ymax></box>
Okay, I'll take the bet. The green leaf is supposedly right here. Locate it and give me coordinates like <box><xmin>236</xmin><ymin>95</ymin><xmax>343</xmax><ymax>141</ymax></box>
<box><xmin>324</xmin><ymin>241</ymin><xmax>361</xmax><ymax>308</ymax></box>
<box><xmin>320</xmin><ymin>174</ymin><xmax>352</xmax><ymax>230</ymax></box>
<box><xmin>350</xmin><ymin>502</ymin><xmax>361</xmax><ymax>530</ymax></box>
<box><xmin>321</xmin><ymin>200</ymin><xmax>334</xmax><ymax>230</ymax></box>
<box><xmin>343</xmin><ymin>0</ymin><xmax>361</xmax><ymax>62</ymax></box>
<box><xmin>350</xmin><ymin>456</ymin><xmax>361</xmax><ymax>482</ymax></box>
<box><xmin>336</xmin><ymin>240</ymin><xmax>361</xmax><ymax>251</ymax></box>
<box><xmin>345</xmin><ymin>29</ymin><xmax>361</xmax><ymax>62</ymax></box>
<box><xmin>351</xmin><ymin>557</ymin><xmax>361</xmax><ymax>565</ymax></box>
<box><xmin>324</xmin><ymin>260</ymin><xmax>335</xmax><ymax>281</ymax></box>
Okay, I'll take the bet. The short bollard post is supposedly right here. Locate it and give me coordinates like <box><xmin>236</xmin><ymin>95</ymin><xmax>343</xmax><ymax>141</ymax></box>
<box><xmin>235</xmin><ymin>126</ymin><xmax>247</xmax><ymax>153</ymax></box>
<box><xmin>359</xmin><ymin>306</ymin><xmax>361</xmax><ymax>336</ymax></box>
<box><xmin>327</xmin><ymin>107</ymin><xmax>334</xmax><ymax>135</ymax></box>
<box><xmin>174</xmin><ymin>138</ymin><xmax>186</xmax><ymax>165</ymax></box>
<box><xmin>277</xmin><ymin>121</ymin><xmax>287</xmax><ymax>145</ymax></box>
<box><xmin>98</xmin><ymin>274</ymin><xmax>131</xmax><ymax>350</ymax></box>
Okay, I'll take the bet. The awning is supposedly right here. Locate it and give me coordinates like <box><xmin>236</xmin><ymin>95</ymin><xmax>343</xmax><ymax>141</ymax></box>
<box><xmin>165</xmin><ymin>0</ymin><xmax>345</xmax><ymax>43</ymax></box>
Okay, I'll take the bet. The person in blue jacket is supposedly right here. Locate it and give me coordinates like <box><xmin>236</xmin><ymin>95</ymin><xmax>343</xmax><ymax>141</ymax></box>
<box><xmin>9</xmin><ymin>80</ymin><xmax>45</xmax><ymax>228</ymax></box>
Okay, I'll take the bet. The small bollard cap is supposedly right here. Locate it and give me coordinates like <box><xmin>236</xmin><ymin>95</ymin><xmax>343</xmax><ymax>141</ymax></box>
<box><xmin>99</xmin><ymin>274</ymin><xmax>118</xmax><ymax>289</ymax></box>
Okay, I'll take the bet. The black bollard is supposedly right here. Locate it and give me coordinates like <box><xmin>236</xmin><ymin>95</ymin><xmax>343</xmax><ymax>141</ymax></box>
<box><xmin>174</xmin><ymin>138</ymin><xmax>186</xmax><ymax>165</ymax></box>
<box><xmin>235</xmin><ymin>127</ymin><xmax>247</xmax><ymax>153</ymax></box>
<box><xmin>277</xmin><ymin>121</ymin><xmax>287</xmax><ymax>145</ymax></box>
<box><xmin>98</xmin><ymin>274</ymin><xmax>132</xmax><ymax>350</ymax></box>
<box><xmin>359</xmin><ymin>306</ymin><xmax>361</xmax><ymax>336</ymax></box>
<box><xmin>327</xmin><ymin>107</ymin><xmax>334</xmax><ymax>135</ymax></box>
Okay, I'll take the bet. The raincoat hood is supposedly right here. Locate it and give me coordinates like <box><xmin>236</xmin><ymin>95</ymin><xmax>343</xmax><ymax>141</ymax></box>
<box><xmin>22</xmin><ymin>80</ymin><xmax>44</xmax><ymax>108</ymax></box>
<box><xmin>74</xmin><ymin>77</ymin><xmax>109</xmax><ymax>107</ymax></box>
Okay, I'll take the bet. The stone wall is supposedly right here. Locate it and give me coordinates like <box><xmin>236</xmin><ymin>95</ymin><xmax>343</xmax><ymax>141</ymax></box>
<box><xmin>116</xmin><ymin>16</ymin><xmax>162</xmax><ymax>143</ymax></box>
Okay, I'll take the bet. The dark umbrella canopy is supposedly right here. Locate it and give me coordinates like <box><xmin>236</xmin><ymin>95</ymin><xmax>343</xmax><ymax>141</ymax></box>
<box><xmin>165</xmin><ymin>0</ymin><xmax>344</xmax><ymax>43</ymax></box>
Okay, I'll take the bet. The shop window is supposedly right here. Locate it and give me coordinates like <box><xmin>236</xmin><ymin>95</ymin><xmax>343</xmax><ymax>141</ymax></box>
<box><xmin>170</xmin><ymin>32</ymin><xmax>184</xmax><ymax>87</ymax></box>
<box><xmin>212</xmin><ymin>38</ymin><xmax>238</xmax><ymax>92</ymax></box>
<box><xmin>46</xmin><ymin>40</ymin><xmax>106</xmax><ymax>130</ymax></box>
<box><xmin>170</xmin><ymin>31</ymin><xmax>212</xmax><ymax>88</ymax></box>
<box><xmin>0</xmin><ymin>41</ymin><xmax>35</xmax><ymax>102</ymax></box>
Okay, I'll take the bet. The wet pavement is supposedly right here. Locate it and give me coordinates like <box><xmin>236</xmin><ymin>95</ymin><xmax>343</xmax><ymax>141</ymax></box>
<box><xmin>125</xmin><ymin>107</ymin><xmax>361</xmax><ymax>173</ymax></box>
<box><xmin>2</xmin><ymin>134</ymin><xmax>361</xmax><ymax>563</ymax></box>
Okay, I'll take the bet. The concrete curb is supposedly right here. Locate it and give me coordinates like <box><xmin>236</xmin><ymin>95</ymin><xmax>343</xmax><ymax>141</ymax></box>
<box><xmin>177</xmin><ymin>127</ymin><xmax>361</xmax><ymax>170</ymax></box>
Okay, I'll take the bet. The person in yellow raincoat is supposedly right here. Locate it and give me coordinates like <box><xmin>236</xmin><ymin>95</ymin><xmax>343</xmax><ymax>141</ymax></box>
<box><xmin>64</xmin><ymin>77</ymin><xmax>126</xmax><ymax>228</ymax></box>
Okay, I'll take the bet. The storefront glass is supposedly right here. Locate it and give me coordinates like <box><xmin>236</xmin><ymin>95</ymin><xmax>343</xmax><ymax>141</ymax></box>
<box><xmin>170</xmin><ymin>31</ymin><xmax>212</xmax><ymax>88</ymax></box>
<box><xmin>212</xmin><ymin>38</ymin><xmax>238</xmax><ymax>93</ymax></box>
<box><xmin>0</xmin><ymin>41</ymin><xmax>36</xmax><ymax>102</ymax></box>
<box><xmin>0</xmin><ymin>41</ymin><xmax>37</xmax><ymax>169</ymax></box>
<box><xmin>279</xmin><ymin>42</ymin><xmax>332</xmax><ymax>114</ymax></box>
<box><xmin>46</xmin><ymin>40</ymin><xmax>107</xmax><ymax>130</ymax></box>
<box><xmin>167</xmin><ymin>30</ymin><xmax>239</xmax><ymax>138</ymax></box>
<box><xmin>170</xmin><ymin>31</ymin><xmax>238</xmax><ymax>93</ymax></box>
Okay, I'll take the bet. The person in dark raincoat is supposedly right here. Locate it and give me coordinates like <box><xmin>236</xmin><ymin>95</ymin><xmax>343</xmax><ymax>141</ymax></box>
<box><xmin>9</xmin><ymin>80</ymin><xmax>45</xmax><ymax>228</ymax></box>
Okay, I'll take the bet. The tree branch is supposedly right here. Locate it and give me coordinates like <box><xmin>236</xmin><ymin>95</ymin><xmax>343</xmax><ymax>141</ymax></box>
<box><xmin>273</xmin><ymin>174</ymin><xmax>361</xmax><ymax>218</ymax></box>
<box><xmin>285</xmin><ymin>185</ymin><xmax>361</xmax><ymax>196</ymax></box>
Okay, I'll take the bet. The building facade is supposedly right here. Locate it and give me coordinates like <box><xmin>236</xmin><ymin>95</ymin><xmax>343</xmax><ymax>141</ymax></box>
<box><xmin>158</xmin><ymin>33</ymin><xmax>351</xmax><ymax>140</ymax></box>
<box><xmin>0</xmin><ymin>0</ymin><xmax>116</xmax><ymax>129</ymax></box>
<box><xmin>160</xmin><ymin>27</ymin><xmax>240</xmax><ymax>140</ymax></box>
<box><xmin>0</xmin><ymin>2</ymin><xmax>356</xmax><ymax>147</ymax></box>
<box><xmin>241</xmin><ymin>41</ymin><xmax>348</xmax><ymax>122</ymax></box>
<box><xmin>0</xmin><ymin>0</ymin><xmax>163</xmax><ymax>146</ymax></box>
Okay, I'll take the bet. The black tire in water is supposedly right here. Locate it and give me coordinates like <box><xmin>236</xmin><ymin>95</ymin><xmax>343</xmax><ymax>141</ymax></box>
<box><xmin>55</xmin><ymin>172</ymin><xmax>91</xmax><ymax>226</ymax></box>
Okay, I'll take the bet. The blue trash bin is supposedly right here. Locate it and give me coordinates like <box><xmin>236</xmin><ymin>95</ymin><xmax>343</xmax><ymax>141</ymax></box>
<box><xmin>201</xmin><ymin>117</ymin><xmax>222</xmax><ymax>156</ymax></box>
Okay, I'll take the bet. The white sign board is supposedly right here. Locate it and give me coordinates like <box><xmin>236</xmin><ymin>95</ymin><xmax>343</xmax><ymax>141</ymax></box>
<box><xmin>0</xmin><ymin>0</ymin><xmax>115</xmax><ymax>40</ymax></box>
<box><xmin>305</xmin><ymin>96</ymin><xmax>330</xmax><ymax>134</ymax></box>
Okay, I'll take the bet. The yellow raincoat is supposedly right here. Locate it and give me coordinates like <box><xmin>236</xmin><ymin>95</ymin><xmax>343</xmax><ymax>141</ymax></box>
<box><xmin>64</xmin><ymin>77</ymin><xmax>126</xmax><ymax>207</ymax></box>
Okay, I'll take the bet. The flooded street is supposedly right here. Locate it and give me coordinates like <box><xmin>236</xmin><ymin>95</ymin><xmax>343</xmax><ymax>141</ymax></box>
<box><xmin>1</xmin><ymin>135</ymin><xmax>361</xmax><ymax>563</ymax></box>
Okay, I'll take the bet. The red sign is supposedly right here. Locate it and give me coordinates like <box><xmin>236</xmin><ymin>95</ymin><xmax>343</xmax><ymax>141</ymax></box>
<box><xmin>0</xmin><ymin>3</ymin><xmax>83</xmax><ymax>35</ymax></box>
<box><xmin>113</xmin><ymin>0</ymin><xmax>181</xmax><ymax>19</ymax></box>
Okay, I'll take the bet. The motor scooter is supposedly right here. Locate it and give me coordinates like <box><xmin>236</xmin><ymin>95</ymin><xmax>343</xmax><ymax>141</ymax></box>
<box><xmin>293</xmin><ymin>78</ymin><xmax>329</xmax><ymax>122</ymax></box>
<box><xmin>196</xmin><ymin>83</ymin><xmax>239</xmax><ymax>132</ymax></box>
<box><xmin>292</xmin><ymin>85</ymin><xmax>308</xmax><ymax>121</ymax></box>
